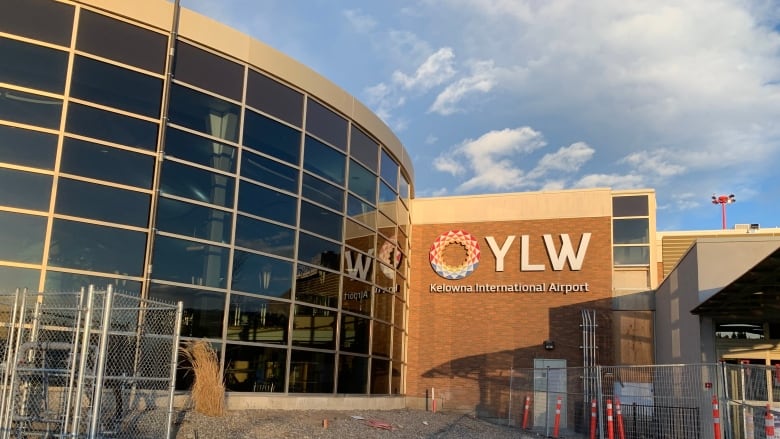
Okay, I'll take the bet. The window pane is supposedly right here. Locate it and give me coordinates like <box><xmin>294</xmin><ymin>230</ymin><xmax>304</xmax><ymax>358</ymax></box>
<box><xmin>55</xmin><ymin>178</ymin><xmax>150</xmax><ymax>227</ymax></box>
<box><xmin>289</xmin><ymin>349</ymin><xmax>334</xmax><ymax>393</ymax></box>
<box><xmin>394</xmin><ymin>296</ymin><xmax>405</xmax><ymax>329</ymax></box>
<box><xmin>342</xmin><ymin>277</ymin><xmax>372</xmax><ymax>316</ymax></box>
<box><xmin>291</xmin><ymin>306</ymin><xmax>336</xmax><ymax>351</ymax></box>
<box><xmin>340</xmin><ymin>314</ymin><xmax>369</xmax><ymax>354</ymax></box>
<box><xmin>370</xmin><ymin>358</ymin><xmax>389</xmax><ymax>394</ymax></box>
<box><xmin>297</xmin><ymin>232</ymin><xmax>340</xmax><ymax>271</ymax></box>
<box><xmin>168</xmin><ymin>84</ymin><xmax>240</xmax><ymax>142</ymax></box>
<box><xmin>306</xmin><ymin>100</ymin><xmax>346</xmax><ymax>150</ymax></box>
<box><xmin>344</xmin><ymin>220</ymin><xmax>375</xmax><ymax>256</ymax></box>
<box><xmin>0</xmin><ymin>211</ymin><xmax>46</xmax><ymax>263</ymax></box>
<box><xmin>160</xmin><ymin>161</ymin><xmax>235</xmax><ymax>207</ymax></box>
<box><xmin>348</xmin><ymin>159</ymin><xmax>376</xmax><ymax>204</ymax></box>
<box><xmin>66</xmin><ymin>102</ymin><xmax>157</xmax><ymax>149</ymax></box>
<box><xmin>156</xmin><ymin>197</ymin><xmax>232</xmax><ymax>243</ymax></box>
<box><xmin>0</xmin><ymin>265</ymin><xmax>40</xmax><ymax>291</ymax></box>
<box><xmin>237</xmin><ymin>181</ymin><xmax>296</xmax><ymax>225</ymax></box>
<box><xmin>60</xmin><ymin>137</ymin><xmax>154</xmax><ymax>188</ymax></box>
<box><xmin>0</xmin><ymin>0</ymin><xmax>74</xmax><ymax>46</ymax></box>
<box><xmin>295</xmin><ymin>263</ymin><xmax>339</xmax><ymax>308</ymax></box>
<box><xmin>231</xmin><ymin>250</ymin><xmax>294</xmax><ymax>299</ymax></box>
<box><xmin>48</xmin><ymin>219</ymin><xmax>146</xmax><ymax>276</ymax></box>
<box><xmin>151</xmin><ymin>235</ymin><xmax>229</xmax><ymax>288</ymax></box>
<box><xmin>174</xmin><ymin>42</ymin><xmax>243</xmax><ymax>101</ymax></box>
<box><xmin>0</xmin><ymin>88</ymin><xmax>62</xmax><ymax>129</ymax></box>
<box><xmin>0</xmin><ymin>168</ymin><xmax>51</xmax><ymax>211</ymax></box>
<box><xmin>378</xmin><ymin>182</ymin><xmax>397</xmax><ymax>221</ymax></box>
<box><xmin>338</xmin><ymin>354</ymin><xmax>368</xmax><ymax>394</ymax></box>
<box><xmin>374</xmin><ymin>288</ymin><xmax>392</xmax><ymax>323</ymax></box>
<box><xmin>246</xmin><ymin>71</ymin><xmax>303</xmax><ymax>126</ymax></box>
<box><xmin>44</xmin><ymin>271</ymin><xmax>142</xmax><ymax>295</ymax></box>
<box><xmin>70</xmin><ymin>55</ymin><xmax>162</xmax><ymax>117</ymax></box>
<box><xmin>0</xmin><ymin>37</ymin><xmax>68</xmax><ymax>93</ymax></box>
<box><xmin>241</xmin><ymin>150</ymin><xmax>298</xmax><ymax>194</ymax></box>
<box><xmin>243</xmin><ymin>109</ymin><xmax>301</xmax><ymax>165</ymax></box>
<box><xmin>372</xmin><ymin>322</ymin><xmax>391</xmax><ymax>358</ymax></box>
<box><xmin>392</xmin><ymin>327</ymin><xmax>404</xmax><ymax>362</ymax></box>
<box><xmin>399</xmin><ymin>174</ymin><xmax>410</xmax><ymax>201</ymax></box>
<box><xmin>234</xmin><ymin>215</ymin><xmax>294</xmax><ymax>258</ymax></box>
<box><xmin>303</xmin><ymin>136</ymin><xmax>345</xmax><ymax>186</ymax></box>
<box><xmin>164</xmin><ymin>127</ymin><xmax>236</xmax><ymax>173</ymax></box>
<box><xmin>350</xmin><ymin>126</ymin><xmax>378</xmax><ymax>171</ymax></box>
<box><xmin>227</xmin><ymin>295</ymin><xmax>289</xmax><ymax>345</ymax></box>
<box><xmin>300</xmin><ymin>201</ymin><xmax>342</xmax><ymax>241</ymax></box>
<box><xmin>224</xmin><ymin>344</ymin><xmax>286</xmax><ymax>393</ymax></box>
<box><xmin>380</xmin><ymin>150</ymin><xmax>398</xmax><ymax>190</ymax></box>
<box><xmin>76</xmin><ymin>9</ymin><xmax>166</xmax><ymax>73</ymax></box>
<box><xmin>613</xmin><ymin>195</ymin><xmax>649</xmax><ymax>217</ymax></box>
<box><xmin>302</xmin><ymin>174</ymin><xmax>343</xmax><ymax>212</ymax></box>
<box><xmin>347</xmin><ymin>195</ymin><xmax>376</xmax><ymax>228</ymax></box>
<box><xmin>613</xmin><ymin>246</ymin><xmax>649</xmax><ymax>265</ymax></box>
<box><xmin>613</xmin><ymin>218</ymin><xmax>649</xmax><ymax>244</ymax></box>
<box><xmin>0</xmin><ymin>125</ymin><xmax>57</xmax><ymax>169</ymax></box>
<box><xmin>148</xmin><ymin>283</ymin><xmax>224</xmax><ymax>338</ymax></box>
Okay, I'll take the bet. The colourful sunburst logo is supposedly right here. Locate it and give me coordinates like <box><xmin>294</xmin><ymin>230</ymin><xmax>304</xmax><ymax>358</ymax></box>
<box><xmin>429</xmin><ymin>230</ymin><xmax>481</xmax><ymax>279</ymax></box>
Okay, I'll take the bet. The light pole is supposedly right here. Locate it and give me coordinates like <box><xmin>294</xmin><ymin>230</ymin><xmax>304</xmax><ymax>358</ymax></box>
<box><xmin>711</xmin><ymin>194</ymin><xmax>735</xmax><ymax>230</ymax></box>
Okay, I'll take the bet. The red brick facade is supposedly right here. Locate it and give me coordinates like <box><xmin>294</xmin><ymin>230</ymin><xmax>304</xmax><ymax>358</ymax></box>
<box><xmin>407</xmin><ymin>217</ymin><xmax>613</xmax><ymax>411</ymax></box>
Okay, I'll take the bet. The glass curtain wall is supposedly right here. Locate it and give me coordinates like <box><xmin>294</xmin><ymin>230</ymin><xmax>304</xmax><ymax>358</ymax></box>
<box><xmin>0</xmin><ymin>0</ymin><xmax>410</xmax><ymax>396</ymax></box>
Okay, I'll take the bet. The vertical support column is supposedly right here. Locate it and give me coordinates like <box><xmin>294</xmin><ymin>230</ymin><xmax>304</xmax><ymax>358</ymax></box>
<box><xmin>165</xmin><ymin>300</ymin><xmax>184</xmax><ymax>439</ymax></box>
<box><xmin>89</xmin><ymin>285</ymin><xmax>114</xmax><ymax>437</ymax></box>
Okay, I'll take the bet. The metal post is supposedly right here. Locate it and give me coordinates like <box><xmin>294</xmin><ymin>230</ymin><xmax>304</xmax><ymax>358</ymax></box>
<box><xmin>89</xmin><ymin>285</ymin><xmax>114</xmax><ymax>438</ymax></box>
<box><xmin>597</xmin><ymin>365</ymin><xmax>605</xmax><ymax>439</ymax></box>
<box><xmin>164</xmin><ymin>300</ymin><xmax>184</xmax><ymax>439</ymax></box>
<box><xmin>508</xmin><ymin>363</ymin><xmax>514</xmax><ymax>426</ymax></box>
<box><xmin>545</xmin><ymin>366</ymin><xmax>551</xmax><ymax>437</ymax></box>
<box><xmin>71</xmin><ymin>285</ymin><xmax>96</xmax><ymax>436</ymax></box>
<box><xmin>0</xmin><ymin>288</ymin><xmax>22</xmax><ymax>436</ymax></box>
<box><xmin>61</xmin><ymin>287</ymin><xmax>87</xmax><ymax>438</ymax></box>
<box><xmin>719</xmin><ymin>361</ymin><xmax>732</xmax><ymax>439</ymax></box>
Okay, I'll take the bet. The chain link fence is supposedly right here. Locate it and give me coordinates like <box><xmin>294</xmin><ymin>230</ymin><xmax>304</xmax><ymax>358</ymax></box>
<box><xmin>476</xmin><ymin>363</ymin><xmax>780</xmax><ymax>439</ymax></box>
<box><xmin>0</xmin><ymin>285</ymin><xmax>182</xmax><ymax>438</ymax></box>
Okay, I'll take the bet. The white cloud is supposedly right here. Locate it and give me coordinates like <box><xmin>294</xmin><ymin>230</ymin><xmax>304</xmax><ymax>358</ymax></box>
<box><xmin>573</xmin><ymin>173</ymin><xmax>645</xmax><ymax>189</ymax></box>
<box><xmin>343</xmin><ymin>9</ymin><xmax>377</xmax><ymax>33</ymax></box>
<box><xmin>621</xmin><ymin>149</ymin><xmax>686</xmax><ymax>178</ymax></box>
<box><xmin>528</xmin><ymin>142</ymin><xmax>595</xmax><ymax>178</ymax></box>
<box><xmin>429</xmin><ymin>60</ymin><xmax>497</xmax><ymax>115</ymax></box>
<box><xmin>392</xmin><ymin>47</ymin><xmax>457</xmax><ymax>90</ymax></box>
<box><xmin>433</xmin><ymin>155</ymin><xmax>465</xmax><ymax>176</ymax></box>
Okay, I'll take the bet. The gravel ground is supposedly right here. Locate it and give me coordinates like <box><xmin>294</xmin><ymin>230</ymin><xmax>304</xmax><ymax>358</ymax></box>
<box><xmin>172</xmin><ymin>409</ymin><xmax>545</xmax><ymax>439</ymax></box>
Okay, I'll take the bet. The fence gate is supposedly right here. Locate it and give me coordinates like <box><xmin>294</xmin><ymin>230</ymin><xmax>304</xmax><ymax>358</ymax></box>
<box><xmin>0</xmin><ymin>285</ymin><xmax>182</xmax><ymax>439</ymax></box>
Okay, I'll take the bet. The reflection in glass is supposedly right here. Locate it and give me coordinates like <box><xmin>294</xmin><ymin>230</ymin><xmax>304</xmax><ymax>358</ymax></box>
<box><xmin>380</xmin><ymin>149</ymin><xmax>398</xmax><ymax>190</ymax></box>
<box><xmin>370</xmin><ymin>358</ymin><xmax>389</xmax><ymax>394</ymax></box>
<box><xmin>0</xmin><ymin>37</ymin><xmax>68</xmax><ymax>93</ymax></box>
<box><xmin>340</xmin><ymin>314</ymin><xmax>369</xmax><ymax>354</ymax></box>
<box><xmin>0</xmin><ymin>266</ymin><xmax>40</xmax><ymax>291</ymax></box>
<box><xmin>613</xmin><ymin>246</ymin><xmax>650</xmax><ymax>265</ymax></box>
<box><xmin>373</xmin><ymin>289</ymin><xmax>392</xmax><ymax>323</ymax></box>
<box><xmin>399</xmin><ymin>174</ymin><xmax>410</xmax><ymax>201</ymax></box>
<box><xmin>48</xmin><ymin>219</ymin><xmax>146</xmax><ymax>276</ymax></box>
<box><xmin>294</xmin><ymin>263</ymin><xmax>338</xmax><ymax>308</ymax></box>
<box><xmin>246</xmin><ymin>70</ymin><xmax>303</xmax><ymax>126</ymax></box>
<box><xmin>164</xmin><ymin>127</ymin><xmax>237</xmax><ymax>173</ymax></box>
<box><xmin>613</xmin><ymin>218</ymin><xmax>649</xmax><ymax>244</ymax></box>
<box><xmin>391</xmin><ymin>362</ymin><xmax>402</xmax><ymax>395</ymax></box>
<box><xmin>300</xmin><ymin>202</ymin><xmax>342</xmax><ymax>242</ymax></box>
<box><xmin>289</xmin><ymin>350</ymin><xmax>334</xmax><ymax>393</ymax></box>
<box><xmin>302</xmin><ymin>174</ymin><xmax>343</xmax><ymax>212</ymax></box>
<box><xmin>60</xmin><ymin>138</ymin><xmax>154</xmax><ymax>188</ymax></box>
<box><xmin>148</xmin><ymin>283</ymin><xmax>224</xmax><ymax>338</ymax></box>
<box><xmin>378</xmin><ymin>182</ymin><xmax>397</xmax><ymax>222</ymax></box>
<box><xmin>224</xmin><ymin>344</ymin><xmax>286</xmax><ymax>392</ymax></box>
<box><xmin>393</xmin><ymin>296</ymin><xmax>405</xmax><ymax>329</ymax></box>
<box><xmin>0</xmin><ymin>88</ymin><xmax>61</xmax><ymax>129</ymax></box>
<box><xmin>297</xmin><ymin>233</ymin><xmax>340</xmax><ymax>271</ymax></box>
<box><xmin>66</xmin><ymin>102</ymin><xmax>157</xmax><ymax>149</ymax></box>
<box><xmin>173</xmin><ymin>41</ymin><xmax>243</xmax><ymax>101</ymax></box>
<box><xmin>156</xmin><ymin>197</ymin><xmax>232</xmax><ymax>243</ymax></box>
<box><xmin>227</xmin><ymin>294</ymin><xmax>289</xmax><ymax>344</ymax></box>
<box><xmin>305</xmin><ymin>99</ymin><xmax>347</xmax><ymax>150</ymax></box>
<box><xmin>160</xmin><ymin>161</ymin><xmax>235</xmax><ymax>208</ymax></box>
<box><xmin>338</xmin><ymin>354</ymin><xmax>368</xmax><ymax>394</ymax></box>
<box><xmin>392</xmin><ymin>327</ymin><xmax>404</xmax><ymax>361</ymax></box>
<box><xmin>0</xmin><ymin>211</ymin><xmax>46</xmax><ymax>264</ymax></box>
<box><xmin>0</xmin><ymin>0</ymin><xmax>74</xmax><ymax>46</ymax></box>
<box><xmin>342</xmin><ymin>277</ymin><xmax>372</xmax><ymax>316</ymax></box>
<box><xmin>303</xmin><ymin>136</ymin><xmax>345</xmax><ymax>186</ymax></box>
<box><xmin>349</xmin><ymin>126</ymin><xmax>378</xmax><ymax>171</ymax></box>
<box><xmin>70</xmin><ymin>55</ymin><xmax>162</xmax><ymax>117</ymax></box>
<box><xmin>0</xmin><ymin>168</ymin><xmax>51</xmax><ymax>211</ymax></box>
<box><xmin>0</xmin><ymin>125</ymin><xmax>57</xmax><ymax>169</ymax></box>
<box><xmin>613</xmin><ymin>195</ymin><xmax>649</xmax><ymax>217</ymax></box>
<box><xmin>151</xmin><ymin>235</ymin><xmax>229</xmax><ymax>288</ymax></box>
<box><xmin>241</xmin><ymin>150</ymin><xmax>298</xmax><ymax>194</ymax></box>
<box><xmin>372</xmin><ymin>321</ymin><xmax>391</xmax><ymax>358</ymax></box>
<box><xmin>231</xmin><ymin>250</ymin><xmax>293</xmax><ymax>299</ymax></box>
<box><xmin>55</xmin><ymin>178</ymin><xmax>150</xmax><ymax>227</ymax></box>
<box><xmin>44</xmin><ymin>270</ymin><xmax>142</xmax><ymax>295</ymax></box>
<box><xmin>348</xmin><ymin>159</ymin><xmax>376</xmax><ymax>204</ymax></box>
<box><xmin>237</xmin><ymin>181</ymin><xmax>296</xmax><ymax>225</ymax></box>
<box><xmin>243</xmin><ymin>109</ymin><xmax>301</xmax><ymax>165</ymax></box>
<box><xmin>234</xmin><ymin>215</ymin><xmax>294</xmax><ymax>258</ymax></box>
<box><xmin>344</xmin><ymin>220</ymin><xmax>375</xmax><ymax>256</ymax></box>
<box><xmin>292</xmin><ymin>304</ymin><xmax>335</xmax><ymax>350</ymax></box>
<box><xmin>168</xmin><ymin>84</ymin><xmax>239</xmax><ymax>142</ymax></box>
<box><xmin>347</xmin><ymin>195</ymin><xmax>376</xmax><ymax>229</ymax></box>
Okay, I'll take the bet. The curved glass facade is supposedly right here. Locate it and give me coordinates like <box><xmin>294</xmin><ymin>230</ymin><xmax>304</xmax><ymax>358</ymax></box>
<box><xmin>0</xmin><ymin>0</ymin><xmax>412</xmax><ymax>395</ymax></box>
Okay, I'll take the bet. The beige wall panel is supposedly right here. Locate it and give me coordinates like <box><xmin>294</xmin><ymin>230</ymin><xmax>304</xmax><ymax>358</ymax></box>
<box><xmin>613</xmin><ymin>310</ymin><xmax>654</xmax><ymax>365</ymax></box>
<box><xmin>76</xmin><ymin>0</ymin><xmax>173</xmax><ymax>30</ymax></box>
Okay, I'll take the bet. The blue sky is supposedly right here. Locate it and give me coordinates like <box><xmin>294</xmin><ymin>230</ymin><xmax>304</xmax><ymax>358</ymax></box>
<box><xmin>181</xmin><ymin>0</ymin><xmax>780</xmax><ymax>231</ymax></box>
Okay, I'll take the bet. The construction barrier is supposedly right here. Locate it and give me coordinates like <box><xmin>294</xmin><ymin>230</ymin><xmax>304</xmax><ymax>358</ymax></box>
<box><xmin>615</xmin><ymin>398</ymin><xmax>625</xmax><ymax>439</ymax></box>
<box><xmin>521</xmin><ymin>395</ymin><xmax>531</xmax><ymax>429</ymax></box>
<box><xmin>589</xmin><ymin>399</ymin><xmax>597</xmax><ymax>439</ymax></box>
<box><xmin>552</xmin><ymin>395</ymin><xmax>562</xmax><ymax>438</ymax></box>
<box><xmin>766</xmin><ymin>406</ymin><xmax>775</xmax><ymax>438</ymax></box>
<box><xmin>711</xmin><ymin>395</ymin><xmax>721</xmax><ymax>439</ymax></box>
<box><xmin>606</xmin><ymin>399</ymin><xmax>614</xmax><ymax>439</ymax></box>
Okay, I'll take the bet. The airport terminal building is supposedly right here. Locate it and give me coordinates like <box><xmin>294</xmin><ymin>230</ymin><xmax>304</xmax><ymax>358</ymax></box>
<box><xmin>1</xmin><ymin>0</ymin><xmax>776</xmax><ymax>413</ymax></box>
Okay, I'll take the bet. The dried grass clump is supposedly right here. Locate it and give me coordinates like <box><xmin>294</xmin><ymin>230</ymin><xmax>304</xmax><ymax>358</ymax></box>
<box><xmin>179</xmin><ymin>340</ymin><xmax>225</xmax><ymax>417</ymax></box>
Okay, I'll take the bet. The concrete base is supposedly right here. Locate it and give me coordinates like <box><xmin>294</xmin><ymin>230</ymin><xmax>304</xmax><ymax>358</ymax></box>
<box><xmin>174</xmin><ymin>393</ymin><xmax>409</xmax><ymax>411</ymax></box>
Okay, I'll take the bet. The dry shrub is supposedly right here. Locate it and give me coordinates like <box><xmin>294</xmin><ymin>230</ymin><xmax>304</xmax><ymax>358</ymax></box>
<box><xmin>179</xmin><ymin>340</ymin><xmax>225</xmax><ymax>417</ymax></box>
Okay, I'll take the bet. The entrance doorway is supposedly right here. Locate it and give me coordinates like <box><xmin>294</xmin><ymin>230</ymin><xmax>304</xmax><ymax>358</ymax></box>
<box><xmin>533</xmin><ymin>359</ymin><xmax>567</xmax><ymax>433</ymax></box>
